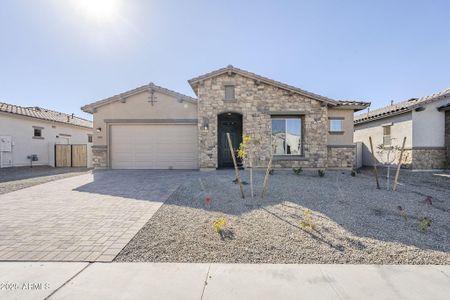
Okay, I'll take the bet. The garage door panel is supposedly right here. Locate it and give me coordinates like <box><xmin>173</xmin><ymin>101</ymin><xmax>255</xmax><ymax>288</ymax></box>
<box><xmin>111</xmin><ymin>124</ymin><xmax>198</xmax><ymax>169</ymax></box>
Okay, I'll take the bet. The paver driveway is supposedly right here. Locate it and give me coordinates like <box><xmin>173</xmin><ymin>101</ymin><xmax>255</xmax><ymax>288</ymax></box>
<box><xmin>0</xmin><ymin>170</ymin><xmax>194</xmax><ymax>262</ymax></box>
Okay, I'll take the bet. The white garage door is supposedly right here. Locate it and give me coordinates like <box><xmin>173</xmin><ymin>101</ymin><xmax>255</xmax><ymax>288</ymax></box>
<box><xmin>110</xmin><ymin>124</ymin><xmax>198</xmax><ymax>169</ymax></box>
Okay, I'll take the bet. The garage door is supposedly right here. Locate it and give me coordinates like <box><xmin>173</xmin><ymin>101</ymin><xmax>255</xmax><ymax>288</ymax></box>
<box><xmin>110</xmin><ymin>124</ymin><xmax>198</xmax><ymax>169</ymax></box>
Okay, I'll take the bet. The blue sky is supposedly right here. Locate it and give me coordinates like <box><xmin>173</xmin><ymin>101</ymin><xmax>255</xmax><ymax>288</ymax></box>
<box><xmin>1</xmin><ymin>0</ymin><xmax>449</xmax><ymax>120</ymax></box>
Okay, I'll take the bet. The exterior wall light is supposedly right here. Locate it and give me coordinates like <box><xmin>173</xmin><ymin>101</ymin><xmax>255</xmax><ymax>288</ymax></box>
<box><xmin>202</xmin><ymin>117</ymin><xmax>209</xmax><ymax>131</ymax></box>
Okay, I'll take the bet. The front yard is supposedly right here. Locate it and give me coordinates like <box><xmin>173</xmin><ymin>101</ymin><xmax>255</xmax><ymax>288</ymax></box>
<box><xmin>116</xmin><ymin>168</ymin><xmax>450</xmax><ymax>264</ymax></box>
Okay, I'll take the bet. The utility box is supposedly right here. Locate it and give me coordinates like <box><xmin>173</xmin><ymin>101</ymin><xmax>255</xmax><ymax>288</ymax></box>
<box><xmin>0</xmin><ymin>136</ymin><xmax>12</xmax><ymax>152</ymax></box>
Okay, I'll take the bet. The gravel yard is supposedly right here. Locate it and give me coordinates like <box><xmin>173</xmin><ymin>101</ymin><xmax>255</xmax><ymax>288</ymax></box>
<box><xmin>0</xmin><ymin>166</ymin><xmax>91</xmax><ymax>195</ymax></box>
<box><xmin>116</xmin><ymin>168</ymin><xmax>450</xmax><ymax>264</ymax></box>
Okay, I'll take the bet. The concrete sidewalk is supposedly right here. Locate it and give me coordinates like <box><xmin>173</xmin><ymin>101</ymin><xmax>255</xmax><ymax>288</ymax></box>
<box><xmin>0</xmin><ymin>263</ymin><xmax>449</xmax><ymax>300</ymax></box>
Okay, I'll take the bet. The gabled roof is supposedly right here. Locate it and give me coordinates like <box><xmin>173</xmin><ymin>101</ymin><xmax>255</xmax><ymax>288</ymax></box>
<box><xmin>354</xmin><ymin>87</ymin><xmax>450</xmax><ymax>124</ymax></box>
<box><xmin>189</xmin><ymin>65</ymin><xmax>343</xmax><ymax>105</ymax></box>
<box><xmin>0</xmin><ymin>101</ymin><xmax>92</xmax><ymax>128</ymax></box>
<box><xmin>81</xmin><ymin>82</ymin><xmax>197</xmax><ymax>113</ymax></box>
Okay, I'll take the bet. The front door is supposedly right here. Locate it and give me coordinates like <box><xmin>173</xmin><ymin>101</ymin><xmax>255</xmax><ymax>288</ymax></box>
<box><xmin>218</xmin><ymin>113</ymin><xmax>242</xmax><ymax>168</ymax></box>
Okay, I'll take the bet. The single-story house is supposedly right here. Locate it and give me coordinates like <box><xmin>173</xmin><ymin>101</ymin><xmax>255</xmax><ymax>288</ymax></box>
<box><xmin>81</xmin><ymin>65</ymin><xmax>369</xmax><ymax>170</ymax></box>
<box><xmin>0</xmin><ymin>102</ymin><xmax>93</xmax><ymax>168</ymax></box>
<box><xmin>354</xmin><ymin>88</ymin><xmax>450</xmax><ymax>169</ymax></box>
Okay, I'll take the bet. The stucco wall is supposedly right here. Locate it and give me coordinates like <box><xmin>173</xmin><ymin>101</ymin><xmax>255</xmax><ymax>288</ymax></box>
<box><xmin>327</xmin><ymin>108</ymin><xmax>354</xmax><ymax>146</ymax></box>
<box><xmin>354</xmin><ymin>112</ymin><xmax>413</xmax><ymax>166</ymax></box>
<box><xmin>196</xmin><ymin>72</ymin><xmax>338</xmax><ymax>169</ymax></box>
<box><xmin>92</xmin><ymin>90</ymin><xmax>198</xmax><ymax>146</ymax></box>
<box><xmin>0</xmin><ymin>113</ymin><xmax>92</xmax><ymax>167</ymax></box>
<box><xmin>412</xmin><ymin>96</ymin><xmax>449</xmax><ymax>147</ymax></box>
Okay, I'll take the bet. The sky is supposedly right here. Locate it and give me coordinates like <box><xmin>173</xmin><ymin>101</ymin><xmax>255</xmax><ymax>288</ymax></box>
<box><xmin>1</xmin><ymin>0</ymin><xmax>450</xmax><ymax>120</ymax></box>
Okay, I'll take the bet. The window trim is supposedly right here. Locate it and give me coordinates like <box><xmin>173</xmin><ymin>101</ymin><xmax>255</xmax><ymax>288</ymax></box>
<box><xmin>224</xmin><ymin>84</ymin><xmax>236</xmax><ymax>101</ymax></box>
<box><xmin>328</xmin><ymin>118</ymin><xmax>344</xmax><ymax>134</ymax></box>
<box><xmin>383</xmin><ymin>125</ymin><xmax>392</xmax><ymax>146</ymax></box>
<box><xmin>32</xmin><ymin>127</ymin><xmax>43</xmax><ymax>139</ymax></box>
<box><xmin>271</xmin><ymin>116</ymin><xmax>304</xmax><ymax>156</ymax></box>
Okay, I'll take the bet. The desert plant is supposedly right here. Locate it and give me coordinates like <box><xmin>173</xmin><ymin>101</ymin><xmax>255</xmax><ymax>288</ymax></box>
<box><xmin>397</xmin><ymin>206</ymin><xmax>408</xmax><ymax>222</ymax></box>
<box><xmin>204</xmin><ymin>195</ymin><xmax>212</xmax><ymax>206</ymax></box>
<box><xmin>237</xmin><ymin>135</ymin><xmax>254</xmax><ymax>197</ymax></box>
<box><xmin>292</xmin><ymin>167</ymin><xmax>303</xmax><ymax>175</ymax></box>
<box><xmin>212</xmin><ymin>217</ymin><xmax>227</xmax><ymax>234</ymax></box>
<box><xmin>419</xmin><ymin>217</ymin><xmax>432</xmax><ymax>232</ymax></box>
<box><xmin>422</xmin><ymin>196</ymin><xmax>433</xmax><ymax>206</ymax></box>
<box><xmin>299</xmin><ymin>209</ymin><xmax>314</xmax><ymax>230</ymax></box>
<box><xmin>318</xmin><ymin>169</ymin><xmax>325</xmax><ymax>177</ymax></box>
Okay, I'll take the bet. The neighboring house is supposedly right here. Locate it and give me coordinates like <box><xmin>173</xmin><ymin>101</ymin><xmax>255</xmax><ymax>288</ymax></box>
<box><xmin>354</xmin><ymin>88</ymin><xmax>450</xmax><ymax>169</ymax></box>
<box><xmin>81</xmin><ymin>65</ymin><xmax>369</xmax><ymax>170</ymax></box>
<box><xmin>0</xmin><ymin>102</ymin><xmax>93</xmax><ymax>168</ymax></box>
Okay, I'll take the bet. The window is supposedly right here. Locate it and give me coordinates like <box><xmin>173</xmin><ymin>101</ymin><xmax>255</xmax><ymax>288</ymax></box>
<box><xmin>383</xmin><ymin>125</ymin><xmax>391</xmax><ymax>146</ymax></box>
<box><xmin>33</xmin><ymin>128</ymin><xmax>42</xmax><ymax>138</ymax></box>
<box><xmin>329</xmin><ymin>118</ymin><xmax>344</xmax><ymax>133</ymax></box>
<box><xmin>224</xmin><ymin>85</ymin><xmax>235</xmax><ymax>100</ymax></box>
<box><xmin>272</xmin><ymin>118</ymin><xmax>302</xmax><ymax>155</ymax></box>
<box><xmin>88</xmin><ymin>135</ymin><xmax>93</xmax><ymax>143</ymax></box>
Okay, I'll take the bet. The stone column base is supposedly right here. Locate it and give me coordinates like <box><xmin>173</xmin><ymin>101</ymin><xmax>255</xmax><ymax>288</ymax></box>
<box><xmin>92</xmin><ymin>145</ymin><xmax>108</xmax><ymax>169</ymax></box>
<box><xmin>327</xmin><ymin>145</ymin><xmax>356</xmax><ymax>169</ymax></box>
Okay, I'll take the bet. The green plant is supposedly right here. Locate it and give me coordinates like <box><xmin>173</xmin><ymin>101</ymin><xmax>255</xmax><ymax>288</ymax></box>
<box><xmin>212</xmin><ymin>217</ymin><xmax>227</xmax><ymax>234</ymax></box>
<box><xmin>292</xmin><ymin>167</ymin><xmax>303</xmax><ymax>175</ymax></box>
<box><xmin>351</xmin><ymin>169</ymin><xmax>357</xmax><ymax>177</ymax></box>
<box><xmin>318</xmin><ymin>169</ymin><xmax>325</xmax><ymax>177</ymax></box>
<box><xmin>419</xmin><ymin>217</ymin><xmax>432</xmax><ymax>232</ymax></box>
<box><xmin>299</xmin><ymin>209</ymin><xmax>314</xmax><ymax>230</ymax></box>
<box><xmin>268</xmin><ymin>168</ymin><xmax>274</xmax><ymax>175</ymax></box>
<box><xmin>397</xmin><ymin>206</ymin><xmax>408</xmax><ymax>222</ymax></box>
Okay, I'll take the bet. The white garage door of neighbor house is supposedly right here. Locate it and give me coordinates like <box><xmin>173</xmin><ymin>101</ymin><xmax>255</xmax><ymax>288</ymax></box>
<box><xmin>110</xmin><ymin>124</ymin><xmax>198</xmax><ymax>169</ymax></box>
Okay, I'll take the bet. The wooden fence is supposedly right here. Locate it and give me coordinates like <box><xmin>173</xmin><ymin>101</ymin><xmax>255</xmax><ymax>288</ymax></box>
<box><xmin>55</xmin><ymin>144</ymin><xmax>87</xmax><ymax>167</ymax></box>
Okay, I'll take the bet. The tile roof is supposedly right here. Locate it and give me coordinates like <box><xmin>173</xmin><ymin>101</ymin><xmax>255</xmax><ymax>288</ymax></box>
<box><xmin>189</xmin><ymin>65</ymin><xmax>345</xmax><ymax>105</ymax></box>
<box><xmin>335</xmin><ymin>100</ymin><xmax>371</xmax><ymax>111</ymax></box>
<box><xmin>0</xmin><ymin>102</ymin><xmax>93</xmax><ymax>128</ymax></box>
<box><xmin>354</xmin><ymin>88</ymin><xmax>450</xmax><ymax>124</ymax></box>
<box><xmin>81</xmin><ymin>82</ymin><xmax>197</xmax><ymax>113</ymax></box>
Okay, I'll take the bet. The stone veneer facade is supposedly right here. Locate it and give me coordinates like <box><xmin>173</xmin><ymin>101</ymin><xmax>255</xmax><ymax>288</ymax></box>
<box><xmin>197</xmin><ymin>72</ymin><xmax>349</xmax><ymax>169</ymax></box>
<box><xmin>327</xmin><ymin>146</ymin><xmax>355</xmax><ymax>168</ymax></box>
<box><xmin>92</xmin><ymin>145</ymin><xmax>107</xmax><ymax>168</ymax></box>
<box><xmin>411</xmin><ymin>148</ymin><xmax>447</xmax><ymax>169</ymax></box>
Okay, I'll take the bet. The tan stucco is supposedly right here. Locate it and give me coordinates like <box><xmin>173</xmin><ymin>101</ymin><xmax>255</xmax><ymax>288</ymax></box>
<box><xmin>92</xmin><ymin>90</ymin><xmax>198</xmax><ymax>146</ymax></box>
<box><xmin>354</xmin><ymin>112</ymin><xmax>413</xmax><ymax>166</ymax></box>
<box><xmin>327</xmin><ymin>108</ymin><xmax>354</xmax><ymax>145</ymax></box>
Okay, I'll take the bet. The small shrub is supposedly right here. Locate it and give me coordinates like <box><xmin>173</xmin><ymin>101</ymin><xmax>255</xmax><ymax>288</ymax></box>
<box><xmin>397</xmin><ymin>206</ymin><xmax>408</xmax><ymax>222</ymax></box>
<box><xmin>204</xmin><ymin>196</ymin><xmax>212</xmax><ymax>205</ymax></box>
<box><xmin>292</xmin><ymin>167</ymin><xmax>303</xmax><ymax>175</ymax></box>
<box><xmin>351</xmin><ymin>169</ymin><xmax>357</xmax><ymax>177</ymax></box>
<box><xmin>419</xmin><ymin>217</ymin><xmax>432</xmax><ymax>232</ymax></box>
<box><xmin>268</xmin><ymin>168</ymin><xmax>274</xmax><ymax>175</ymax></box>
<box><xmin>299</xmin><ymin>209</ymin><xmax>314</xmax><ymax>230</ymax></box>
<box><xmin>318</xmin><ymin>169</ymin><xmax>325</xmax><ymax>177</ymax></box>
<box><xmin>212</xmin><ymin>217</ymin><xmax>227</xmax><ymax>234</ymax></box>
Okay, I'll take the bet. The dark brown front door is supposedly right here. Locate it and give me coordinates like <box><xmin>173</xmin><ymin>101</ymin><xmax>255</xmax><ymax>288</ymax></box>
<box><xmin>218</xmin><ymin>113</ymin><xmax>242</xmax><ymax>168</ymax></box>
